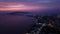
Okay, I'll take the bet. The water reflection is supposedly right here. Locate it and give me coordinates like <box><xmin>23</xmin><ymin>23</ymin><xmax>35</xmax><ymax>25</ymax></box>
<box><xmin>0</xmin><ymin>15</ymin><xmax>36</xmax><ymax>34</ymax></box>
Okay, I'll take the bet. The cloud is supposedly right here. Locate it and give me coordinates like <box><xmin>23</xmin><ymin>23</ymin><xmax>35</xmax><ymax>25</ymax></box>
<box><xmin>0</xmin><ymin>0</ymin><xmax>59</xmax><ymax>11</ymax></box>
<box><xmin>0</xmin><ymin>2</ymin><xmax>48</xmax><ymax>11</ymax></box>
<box><xmin>0</xmin><ymin>0</ymin><xmax>59</xmax><ymax>6</ymax></box>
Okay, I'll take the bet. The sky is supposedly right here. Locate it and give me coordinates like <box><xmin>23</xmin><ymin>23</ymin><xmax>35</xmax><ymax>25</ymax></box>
<box><xmin>0</xmin><ymin>0</ymin><xmax>60</xmax><ymax>11</ymax></box>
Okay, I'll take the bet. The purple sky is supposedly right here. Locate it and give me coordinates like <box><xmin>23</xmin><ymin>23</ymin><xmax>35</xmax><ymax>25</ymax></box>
<box><xmin>0</xmin><ymin>0</ymin><xmax>60</xmax><ymax>11</ymax></box>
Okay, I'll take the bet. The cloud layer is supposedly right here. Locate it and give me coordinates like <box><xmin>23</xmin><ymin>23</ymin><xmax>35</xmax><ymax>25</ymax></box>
<box><xmin>0</xmin><ymin>0</ymin><xmax>59</xmax><ymax>11</ymax></box>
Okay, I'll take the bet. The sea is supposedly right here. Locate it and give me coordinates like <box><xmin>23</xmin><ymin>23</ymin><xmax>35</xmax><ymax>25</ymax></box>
<box><xmin>0</xmin><ymin>15</ymin><xmax>36</xmax><ymax>34</ymax></box>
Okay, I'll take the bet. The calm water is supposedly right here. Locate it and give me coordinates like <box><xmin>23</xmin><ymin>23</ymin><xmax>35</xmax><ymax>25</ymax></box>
<box><xmin>0</xmin><ymin>15</ymin><xmax>36</xmax><ymax>34</ymax></box>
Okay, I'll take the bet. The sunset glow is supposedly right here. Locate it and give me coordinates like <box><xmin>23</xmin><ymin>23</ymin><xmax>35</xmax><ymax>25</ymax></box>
<box><xmin>0</xmin><ymin>6</ymin><xmax>40</xmax><ymax>11</ymax></box>
<box><xmin>0</xmin><ymin>0</ymin><xmax>59</xmax><ymax>11</ymax></box>
<box><xmin>0</xmin><ymin>5</ymin><xmax>42</xmax><ymax>11</ymax></box>
<box><xmin>0</xmin><ymin>2</ymin><xmax>49</xmax><ymax>11</ymax></box>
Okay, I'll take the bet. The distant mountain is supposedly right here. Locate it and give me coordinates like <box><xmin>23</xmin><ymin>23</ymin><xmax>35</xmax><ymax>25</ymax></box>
<box><xmin>7</xmin><ymin>12</ymin><xmax>33</xmax><ymax>16</ymax></box>
<box><xmin>0</xmin><ymin>9</ymin><xmax>60</xmax><ymax>16</ymax></box>
<box><xmin>8</xmin><ymin>12</ymin><xmax>28</xmax><ymax>14</ymax></box>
